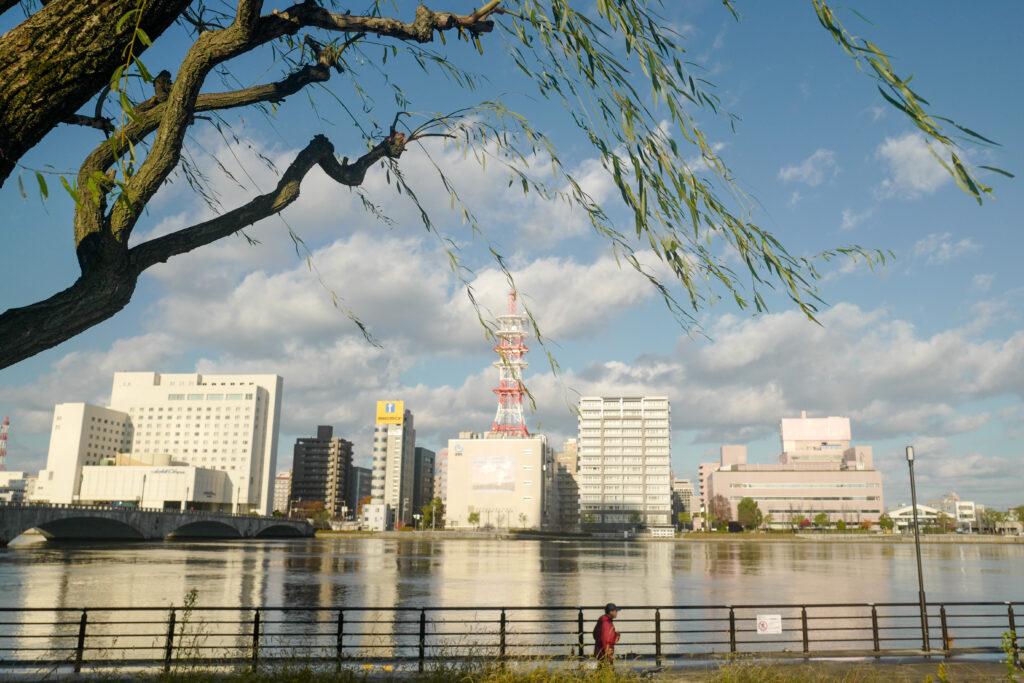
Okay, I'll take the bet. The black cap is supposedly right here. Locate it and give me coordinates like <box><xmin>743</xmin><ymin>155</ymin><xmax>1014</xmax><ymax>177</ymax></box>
<box><xmin>605</xmin><ymin>603</ymin><xmax>619</xmax><ymax>614</ymax></box>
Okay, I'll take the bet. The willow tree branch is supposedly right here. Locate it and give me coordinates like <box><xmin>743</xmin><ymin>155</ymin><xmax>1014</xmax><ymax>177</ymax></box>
<box><xmin>130</xmin><ymin>131</ymin><xmax>407</xmax><ymax>272</ymax></box>
<box><xmin>104</xmin><ymin>1</ymin><xmax>497</xmax><ymax>245</ymax></box>
<box><xmin>63</xmin><ymin>114</ymin><xmax>115</xmax><ymax>135</ymax></box>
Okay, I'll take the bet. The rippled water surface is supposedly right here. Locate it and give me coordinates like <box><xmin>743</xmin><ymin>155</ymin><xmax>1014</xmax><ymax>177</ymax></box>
<box><xmin>2</xmin><ymin>537</ymin><xmax>1022</xmax><ymax>609</ymax></box>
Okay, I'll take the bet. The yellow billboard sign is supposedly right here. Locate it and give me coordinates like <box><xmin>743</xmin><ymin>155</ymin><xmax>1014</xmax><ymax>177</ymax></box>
<box><xmin>376</xmin><ymin>400</ymin><xmax>404</xmax><ymax>425</ymax></box>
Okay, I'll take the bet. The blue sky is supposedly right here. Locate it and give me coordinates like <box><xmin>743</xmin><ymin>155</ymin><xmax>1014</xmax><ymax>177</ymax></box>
<box><xmin>0</xmin><ymin>1</ymin><xmax>1021</xmax><ymax>508</ymax></box>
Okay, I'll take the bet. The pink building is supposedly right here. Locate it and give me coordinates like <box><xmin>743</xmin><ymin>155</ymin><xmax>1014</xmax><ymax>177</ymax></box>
<box><xmin>705</xmin><ymin>413</ymin><xmax>884</xmax><ymax>527</ymax></box>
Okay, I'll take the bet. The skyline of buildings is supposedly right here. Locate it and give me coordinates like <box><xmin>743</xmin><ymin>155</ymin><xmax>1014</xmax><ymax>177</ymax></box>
<box><xmin>31</xmin><ymin>372</ymin><xmax>282</xmax><ymax>514</ymax></box>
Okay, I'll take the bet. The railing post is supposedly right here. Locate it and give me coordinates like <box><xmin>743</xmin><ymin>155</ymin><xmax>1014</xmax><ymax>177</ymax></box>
<box><xmin>940</xmin><ymin>605</ymin><xmax>951</xmax><ymax>655</ymax></box>
<box><xmin>499</xmin><ymin>609</ymin><xmax>507</xmax><ymax>659</ymax></box>
<box><xmin>728</xmin><ymin>607</ymin><xmax>736</xmax><ymax>653</ymax></box>
<box><xmin>655</xmin><ymin>608</ymin><xmax>663</xmax><ymax>666</ymax></box>
<box><xmin>801</xmin><ymin>606</ymin><xmax>809</xmax><ymax>654</ymax></box>
<box><xmin>336</xmin><ymin>609</ymin><xmax>344</xmax><ymax>670</ymax></box>
<box><xmin>870</xmin><ymin>604</ymin><xmax>880</xmax><ymax>656</ymax></box>
<box><xmin>577</xmin><ymin>608</ymin><xmax>585</xmax><ymax>658</ymax></box>
<box><xmin>251</xmin><ymin>609</ymin><xmax>260</xmax><ymax>670</ymax></box>
<box><xmin>74</xmin><ymin>609</ymin><xmax>87</xmax><ymax>674</ymax></box>
<box><xmin>1009</xmin><ymin>603</ymin><xmax>1019</xmax><ymax>663</ymax></box>
<box><xmin>418</xmin><ymin>609</ymin><xmax>427</xmax><ymax>672</ymax></box>
<box><xmin>164</xmin><ymin>608</ymin><xmax>176</xmax><ymax>673</ymax></box>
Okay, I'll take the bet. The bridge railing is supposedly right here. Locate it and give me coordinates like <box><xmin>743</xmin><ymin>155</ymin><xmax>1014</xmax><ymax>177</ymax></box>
<box><xmin>0</xmin><ymin>500</ymin><xmax>287</xmax><ymax>522</ymax></box>
<box><xmin>0</xmin><ymin>601</ymin><xmax>1019</xmax><ymax>674</ymax></box>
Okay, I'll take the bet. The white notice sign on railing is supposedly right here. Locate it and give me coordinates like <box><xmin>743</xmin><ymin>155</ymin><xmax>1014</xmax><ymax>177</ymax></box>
<box><xmin>756</xmin><ymin>614</ymin><xmax>782</xmax><ymax>635</ymax></box>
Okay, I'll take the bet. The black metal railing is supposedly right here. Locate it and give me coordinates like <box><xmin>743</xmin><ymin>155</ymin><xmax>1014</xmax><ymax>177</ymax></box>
<box><xmin>0</xmin><ymin>601</ymin><xmax>1019</xmax><ymax>674</ymax></box>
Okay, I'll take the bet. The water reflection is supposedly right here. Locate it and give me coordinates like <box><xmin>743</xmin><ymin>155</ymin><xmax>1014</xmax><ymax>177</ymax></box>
<box><xmin>2</xmin><ymin>537</ymin><xmax>1022</xmax><ymax>612</ymax></box>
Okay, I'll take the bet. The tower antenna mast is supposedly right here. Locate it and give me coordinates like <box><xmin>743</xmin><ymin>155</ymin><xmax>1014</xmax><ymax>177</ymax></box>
<box><xmin>0</xmin><ymin>416</ymin><xmax>9</xmax><ymax>471</ymax></box>
<box><xmin>488</xmin><ymin>292</ymin><xmax>530</xmax><ymax>438</ymax></box>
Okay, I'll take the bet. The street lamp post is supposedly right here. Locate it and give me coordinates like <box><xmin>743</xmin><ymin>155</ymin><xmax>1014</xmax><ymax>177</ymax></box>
<box><xmin>906</xmin><ymin>446</ymin><xmax>930</xmax><ymax>652</ymax></box>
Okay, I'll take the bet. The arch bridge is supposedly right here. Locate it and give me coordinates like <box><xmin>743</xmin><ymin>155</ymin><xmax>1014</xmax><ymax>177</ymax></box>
<box><xmin>0</xmin><ymin>502</ymin><xmax>313</xmax><ymax>545</ymax></box>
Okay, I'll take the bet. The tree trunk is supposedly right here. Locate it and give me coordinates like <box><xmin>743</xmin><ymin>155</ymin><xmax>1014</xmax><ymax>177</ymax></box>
<box><xmin>0</xmin><ymin>0</ymin><xmax>190</xmax><ymax>189</ymax></box>
<box><xmin>0</xmin><ymin>242</ymin><xmax>137</xmax><ymax>368</ymax></box>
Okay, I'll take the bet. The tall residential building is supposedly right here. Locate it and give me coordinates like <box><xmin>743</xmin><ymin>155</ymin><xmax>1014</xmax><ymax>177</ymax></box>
<box><xmin>577</xmin><ymin>396</ymin><xmax>673</xmax><ymax>535</ymax></box>
<box><xmin>32</xmin><ymin>372</ymin><xmax>282</xmax><ymax>514</ymax></box>
<box><xmin>705</xmin><ymin>413</ymin><xmax>885</xmax><ymax>526</ymax></box>
<box><xmin>413</xmin><ymin>447</ymin><xmax>436</xmax><ymax>512</ymax></box>
<box><xmin>554</xmin><ymin>439</ymin><xmax>580</xmax><ymax>530</ymax></box>
<box><xmin>370</xmin><ymin>401</ymin><xmax>416</xmax><ymax>527</ymax></box>
<box><xmin>672</xmin><ymin>478</ymin><xmax>694</xmax><ymax>523</ymax></box>
<box><xmin>290</xmin><ymin>426</ymin><xmax>353</xmax><ymax>519</ymax></box>
<box><xmin>348</xmin><ymin>466</ymin><xmax>372</xmax><ymax>516</ymax></box>
<box><xmin>273</xmin><ymin>470</ymin><xmax>292</xmax><ymax>514</ymax></box>
<box><xmin>433</xmin><ymin>448</ymin><xmax>449</xmax><ymax>506</ymax></box>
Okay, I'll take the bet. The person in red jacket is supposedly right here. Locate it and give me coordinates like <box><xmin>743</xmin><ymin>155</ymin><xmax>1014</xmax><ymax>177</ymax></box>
<box><xmin>593</xmin><ymin>603</ymin><xmax>621</xmax><ymax>665</ymax></box>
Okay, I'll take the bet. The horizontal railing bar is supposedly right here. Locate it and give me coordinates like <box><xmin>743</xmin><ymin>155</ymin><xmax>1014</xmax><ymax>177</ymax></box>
<box><xmin>6</xmin><ymin>601</ymin><xmax>1019</xmax><ymax>613</ymax></box>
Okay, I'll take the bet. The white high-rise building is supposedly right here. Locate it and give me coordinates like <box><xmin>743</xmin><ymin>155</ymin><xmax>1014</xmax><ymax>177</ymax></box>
<box><xmin>370</xmin><ymin>400</ymin><xmax>416</xmax><ymax>527</ymax></box>
<box><xmin>32</xmin><ymin>372</ymin><xmax>282</xmax><ymax>514</ymax></box>
<box><xmin>577</xmin><ymin>396</ymin><xmax>673</xmax><ymax>535</ymax></box>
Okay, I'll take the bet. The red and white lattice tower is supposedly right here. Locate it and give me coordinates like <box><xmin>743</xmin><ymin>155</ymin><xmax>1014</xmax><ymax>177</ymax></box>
<box><xmin>0</xmin><ymin>416</ymin><xmax>8</xmax><ymax>471</ymax></box>
<box><xmin>488</xmin><ymin>292</ymin><xmax>530</xmax><ymax>438</ymax></box>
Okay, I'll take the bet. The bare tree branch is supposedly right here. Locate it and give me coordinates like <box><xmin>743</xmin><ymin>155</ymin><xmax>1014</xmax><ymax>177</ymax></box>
<box><xmin>63</xmin><ymin>114</ymin><xmax>115</xmax><ymax>135</ymax></box>
<box><xmin>130</xmin><ymin>131</ymin><xmax>407</xmax><ymax>272</ymax></box>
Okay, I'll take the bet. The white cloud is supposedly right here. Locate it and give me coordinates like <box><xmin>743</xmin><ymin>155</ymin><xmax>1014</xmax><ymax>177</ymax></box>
<box><xmin>972</xmin><ymin>273</ymin><xmax>995</xmax><ymax>292</ymax></box>
<box><xmin>786</xmin><ymin>191</ymin><xmax>802</xmax><ymax>207</ymax></box>
<box><xmin>840</xmin><ymin>207</ymin><xmax>873</xmax><ymax>231</ymax></box>
<box><xmin>875</xmin><ymin>132</ymin><xmax>949</xmax><ymax>198</ymax></box>
<box><xmin>778</xmin><ymin>149</ymin><xmax>838</xmax><ymax>186</ymax></box>
<box><xmin>912</xmin><ymin>232</ymin><xmax>981</xmax><ymax>265</ymax></box>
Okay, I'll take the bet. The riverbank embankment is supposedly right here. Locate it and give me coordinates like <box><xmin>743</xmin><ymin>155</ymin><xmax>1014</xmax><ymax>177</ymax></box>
<box><xmin>314</xmin><ymin>529</ymin><xmax>1024</xmax><ymax>544</ymax></box>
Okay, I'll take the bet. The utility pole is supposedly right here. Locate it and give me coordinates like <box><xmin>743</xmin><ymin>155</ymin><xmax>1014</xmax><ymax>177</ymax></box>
<box><xmin>906</xmin><ymin>446</ymin><xmax>930</xmax><ymax>652</ymax></box>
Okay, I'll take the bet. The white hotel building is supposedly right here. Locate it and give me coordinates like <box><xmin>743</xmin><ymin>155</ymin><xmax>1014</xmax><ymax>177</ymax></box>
<box><xmin>32</xmin><ymin>372</ymin><xmax>282</xmax><ymax>514</ymax></box>
<box><xmin>577</xmin><ymin>396</ymin><xmax>673</xmax><ymax>535</ymax></box>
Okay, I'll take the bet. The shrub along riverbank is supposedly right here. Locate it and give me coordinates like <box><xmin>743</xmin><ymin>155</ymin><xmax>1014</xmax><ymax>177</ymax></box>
<box><xmin>100</xmin><ymin>658</ymin><xmax>1014</xmax><ymax>683</ymax></box>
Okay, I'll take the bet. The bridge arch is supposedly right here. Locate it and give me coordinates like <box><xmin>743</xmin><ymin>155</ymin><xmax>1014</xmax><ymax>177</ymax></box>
<box><xmin>32</xmin><ymin>515</ymin><xmax>147</xmax><ymax>541</ymax></box>
<box><xmin>254</xmin><ymin>524</ymin><xmax>307</xmax><ymax>538</ymax></box>
<box><xmin>168</xmin><ymin>519</ymin><xmax>243</xmax><ymax>539</ymax></box>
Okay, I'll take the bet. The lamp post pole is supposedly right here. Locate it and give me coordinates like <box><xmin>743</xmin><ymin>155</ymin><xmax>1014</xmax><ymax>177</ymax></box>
<box><xmin>906</xmin><ymin>446</ymin><xmax>930</xmax><ymax>652</ymax></box>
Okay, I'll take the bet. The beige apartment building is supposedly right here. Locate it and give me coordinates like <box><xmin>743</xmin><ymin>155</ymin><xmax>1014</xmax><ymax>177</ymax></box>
<box><xmin>706</xmin><ymin>412</ymin><xmax>884</xmax><ymax>527</ymax></box>
<box><xmin>444</xmin><ymin>435</ymin><xmax>554</xmax><ymax>529</ymax></box>
<box><xmin>577</xmin><ymin>396</ymin><xmax>673</xmax><ymax>535</ymax></box>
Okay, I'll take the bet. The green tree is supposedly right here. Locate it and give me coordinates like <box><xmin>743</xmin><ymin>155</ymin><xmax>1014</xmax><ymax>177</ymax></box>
<box><xmin>813</xmin><ymin>512</ymin><xmax>830</xmax><ymax>530</ymax></box>
<box><xmin>421</xmin><ymin>497</ymin><xmax>445</xmax><ymax>530</ymax></box>
<box><xmin>0</xmin><ymin>1</ymin><xmax>1006</xmax><ymax>370</ymax></box>
<box><xmin>467</xmin><ymin>511</ymin><xmax>480</xmax><ymax>529</ymax></box>
<box><xmin>518</xmin><ymin>512</ymin><xmax>527</xmax><ymax>529</ymax></box>
<box><xmin>629</xmin><ymin>512</ymin><xmax>643</xmax><ymax>530</ymax></box>
<box><xmin>1013</xmin><ymin>506</ymin><xmax>1024</xmax><ymax>525</ymax></box>
<box><xmin>736</xmin><ymin>497</ymin><xmax>763</xmax><ymax>531</ymax></box>
<box><xmin>878</xmin><ymin>513</ymin><xmax>894</xmax><ymax>531</ymax></box>
<box><xmin>836</xmin><ymin>519</ymin><xmax>847</xmax><ymax>531</ymax></box>
<box><xmin>761</xmin><ymin>513</ymin><xmax>774</xmax><ymax>531</ymax></box>
<box><xmin>934</xmin><ymin>511</ymin><xmax>955</xmax><ymax>533</ymax></box>
<box><xmin>581</xmin><ymin>513</ymin><xmax>596</xmax><ymax>526</ymax></box>
<box><xmin>981</xmin><ymin>508</ymin><xmax>1005</xmax><ymax>534</ymax></box>
<box><xmin>678</xmin><ymin>511</ymin><xmax>692</xmax><ymax>529</ymax></box>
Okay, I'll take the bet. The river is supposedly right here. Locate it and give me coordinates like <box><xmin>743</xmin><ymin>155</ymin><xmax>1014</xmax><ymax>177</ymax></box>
<box><xmin>2</xmin><ymin>536</ymin><xmax>1022</xmax><ymax>610</ymax></box>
